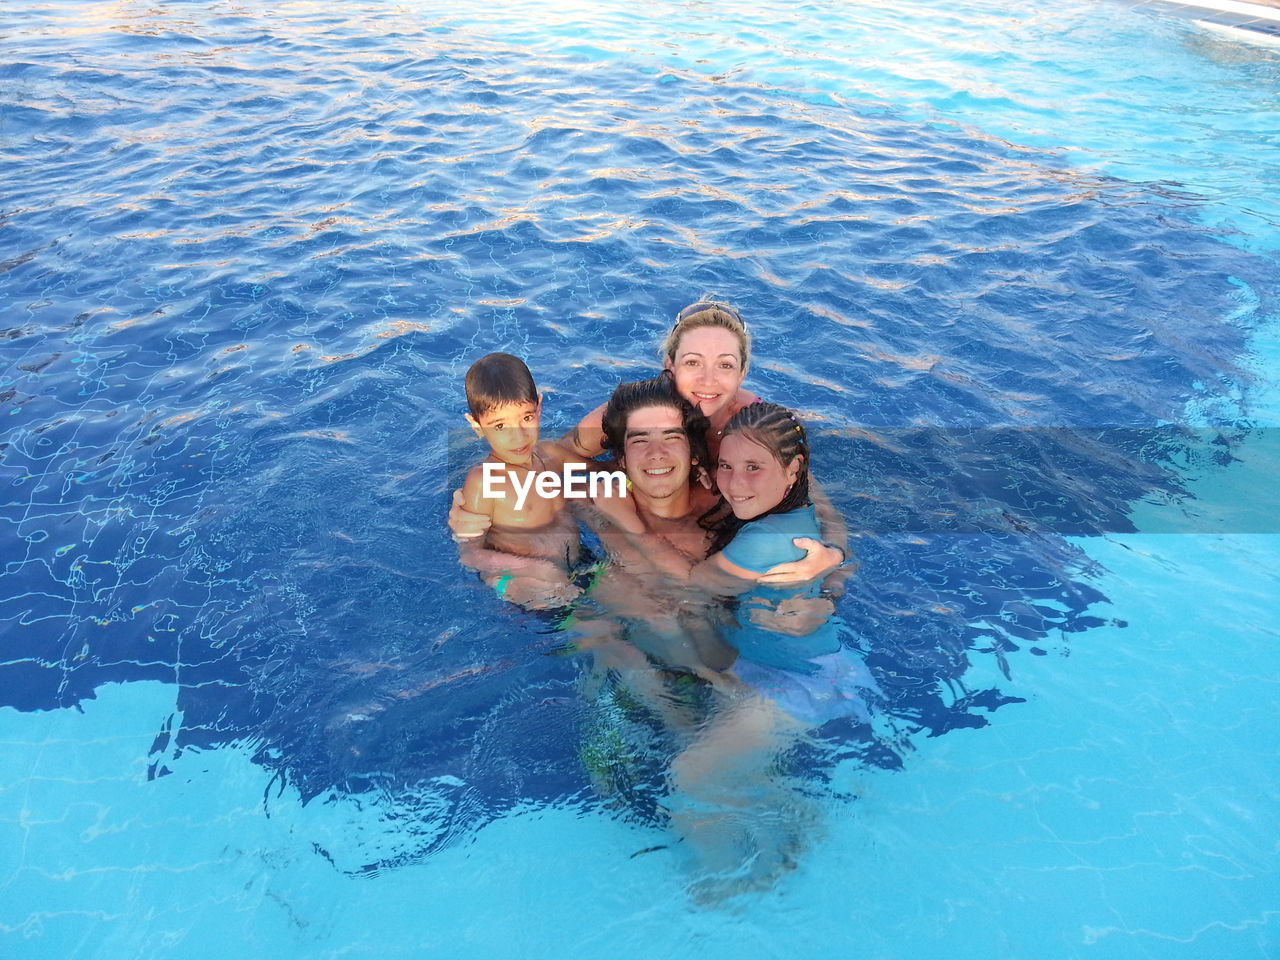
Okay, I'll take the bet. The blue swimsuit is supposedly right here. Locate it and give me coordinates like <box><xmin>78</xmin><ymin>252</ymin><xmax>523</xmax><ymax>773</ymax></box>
<box><xmin>719</xmin><ymin>505</ymin><xmax>878</xmax><ymax>724</ymax></box>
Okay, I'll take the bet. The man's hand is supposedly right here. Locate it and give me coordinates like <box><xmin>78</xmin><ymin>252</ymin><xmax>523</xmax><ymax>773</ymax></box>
<box><xmin>756</xmin><ymin>537</ymin><xmax>843</xmax><ymax>585</ymax></box>
<box><xmin>449</xmin><ymin>489</ymin><xmax>492</xmax><ymax>540</ymax></box>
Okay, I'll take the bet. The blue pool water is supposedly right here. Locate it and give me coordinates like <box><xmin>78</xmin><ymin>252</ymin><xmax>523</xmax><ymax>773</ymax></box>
<box><xmin>2</xmin><ymin>0</ymin><xmax>1278</xmax><ymax>957</ymax></box>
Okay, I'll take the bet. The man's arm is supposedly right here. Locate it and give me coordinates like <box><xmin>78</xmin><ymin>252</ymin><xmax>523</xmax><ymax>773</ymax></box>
<box><xmin>453</xmin><ymin>473</ymin><xmax>580</xmax><ymax>609</ymax></box>
<box><xmin>456</xmin><ymin>540</ymin><xmax>567</xmax><ymax>584</ymax></box>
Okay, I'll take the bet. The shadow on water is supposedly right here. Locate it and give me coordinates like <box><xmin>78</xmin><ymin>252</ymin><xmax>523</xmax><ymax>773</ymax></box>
<box><xmin>1</xmin><ymin>7</ymin><xmax>1277</xmax><ymax>874</ymax></box>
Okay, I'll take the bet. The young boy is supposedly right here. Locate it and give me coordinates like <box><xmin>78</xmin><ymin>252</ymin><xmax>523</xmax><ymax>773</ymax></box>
<box><xmin>456</xmin><ymin>352</ymin><xmax>583</xmax><ymax>609</ymax></box>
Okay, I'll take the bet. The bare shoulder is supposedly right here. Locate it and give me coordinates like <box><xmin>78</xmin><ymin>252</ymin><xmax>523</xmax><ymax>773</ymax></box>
<box><xmin>580</xmin><ymin>401</ymin><xmax>606</xmax><ymax>427</ymax></box>
<box><xmin>729</xmin><ymin>387</ymin><xmax>761</xmax><ymax>415</ymax></box>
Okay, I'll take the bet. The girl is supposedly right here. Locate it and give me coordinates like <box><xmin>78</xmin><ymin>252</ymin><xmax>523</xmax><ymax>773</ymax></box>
<box><xmin>652</xmin><ymin>402</ymin><xmax>878</xmax><ymax>901</ymax></box>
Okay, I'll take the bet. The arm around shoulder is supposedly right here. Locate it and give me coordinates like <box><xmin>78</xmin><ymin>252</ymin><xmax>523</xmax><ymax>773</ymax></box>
<box><xmin>558</xmin><ymin>403</ymin><xmax>606</xmax><ymax>459</ymax></box>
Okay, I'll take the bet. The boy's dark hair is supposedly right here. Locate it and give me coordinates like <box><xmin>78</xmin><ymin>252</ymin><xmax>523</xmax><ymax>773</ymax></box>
<box><xmin>600</xmin><ymin>373</ymin><xmax>711</xmax><ymax>475</ymax></box>
<box><xmin>465</xmin><ymin>352</ymin><xmax>538</xmax><ymax>417</ymax></box>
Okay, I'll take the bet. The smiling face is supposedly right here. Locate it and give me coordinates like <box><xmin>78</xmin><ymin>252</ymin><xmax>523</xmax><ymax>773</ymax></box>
<box><xmin>467</xmin><ymin>400</ymin><xmax>540</xmax><ymax>468</ymax></box>
<box><xmin>665</xmin><ymin>326</ymin><xmax>746</xmax><ymax>424</ymax></box>
<box><xmin>716</xmin><ymin>432</ymin><xmax>800</xmax><ymax>520</ymax></box>
<box><xmin>618</xmin><ymin>404</ymin><xmax>692</xmax><ymax>503</ymax></box>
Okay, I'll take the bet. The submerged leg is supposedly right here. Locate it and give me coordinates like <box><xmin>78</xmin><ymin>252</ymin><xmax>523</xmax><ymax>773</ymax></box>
<box><xmin>668</xmin><ymin>693</ymin><xmax>807</xmax><ymax>902</ymax></box>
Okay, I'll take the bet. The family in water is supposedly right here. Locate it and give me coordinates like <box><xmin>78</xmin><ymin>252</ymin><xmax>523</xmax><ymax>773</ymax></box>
<box><xmin>449</xmin><ymin>299</ymin><xmax>878</xmax><ymax>902</ymax></box>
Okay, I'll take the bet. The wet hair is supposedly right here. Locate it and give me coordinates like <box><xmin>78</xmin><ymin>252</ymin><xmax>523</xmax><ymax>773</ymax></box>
<box><xmin>600</xmin><ymin>374</ymin><xmax>711</xmax><ymax>476</ymax></box>
<box><xmin>464</xmin><ymin>352</ymin><xmax>537</xmax><ymax>418</ymax></box>
<box><xmin>660</xmin><ymin>300</ymin><xmax>752</xmax><ymax>375</ymax></box>
<box><xmin>703</xmin><ymin>401</ymin><xmax>811</xmax><ymax>553</ymax></box>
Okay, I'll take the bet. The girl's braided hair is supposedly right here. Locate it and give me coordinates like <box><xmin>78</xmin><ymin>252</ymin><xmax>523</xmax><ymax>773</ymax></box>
<box><xmin>702</xmin><ymin>401</ymin><xmax>811</xmax><ymax>553</ymax></box>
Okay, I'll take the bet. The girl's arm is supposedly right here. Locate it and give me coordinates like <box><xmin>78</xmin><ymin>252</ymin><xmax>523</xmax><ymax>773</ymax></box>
<box><xmin>681</xmin><ymin>544</ymin><xmax>835</xmax><ymax>638</ymax></box>
<box><xmin>756</xmin><ymin>537</ymin><xmax>845</xmax><ymax>585</ymax></box>
<box><xmin>743</xmin><ymin>594</ymin><xmax>836</xmax><ymax>637</ymax></box>
<box><xmin>601</xmin><ymin>501</ymin><xmax>840</xmax><ymax>586</ymax></box>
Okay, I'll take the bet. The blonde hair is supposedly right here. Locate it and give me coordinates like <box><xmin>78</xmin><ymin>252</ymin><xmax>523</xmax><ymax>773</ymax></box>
<box><xmin>660</xmin><ymin>302</ymin><xmax>752</xmax><ymax>375</ymax></box>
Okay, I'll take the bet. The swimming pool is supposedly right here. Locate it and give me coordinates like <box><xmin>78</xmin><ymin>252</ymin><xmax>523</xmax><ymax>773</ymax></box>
<box><xmin>2</xmin><ymin>0</ymin><xmax>1278</xmax><ymax>956</ymax></box>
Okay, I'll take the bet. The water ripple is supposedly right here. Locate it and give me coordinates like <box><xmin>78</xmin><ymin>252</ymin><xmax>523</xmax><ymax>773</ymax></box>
<box><xmin>1</xmin><ymin>0</ymin><xmax>1277</xmax><ymax>871</ymax></box>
